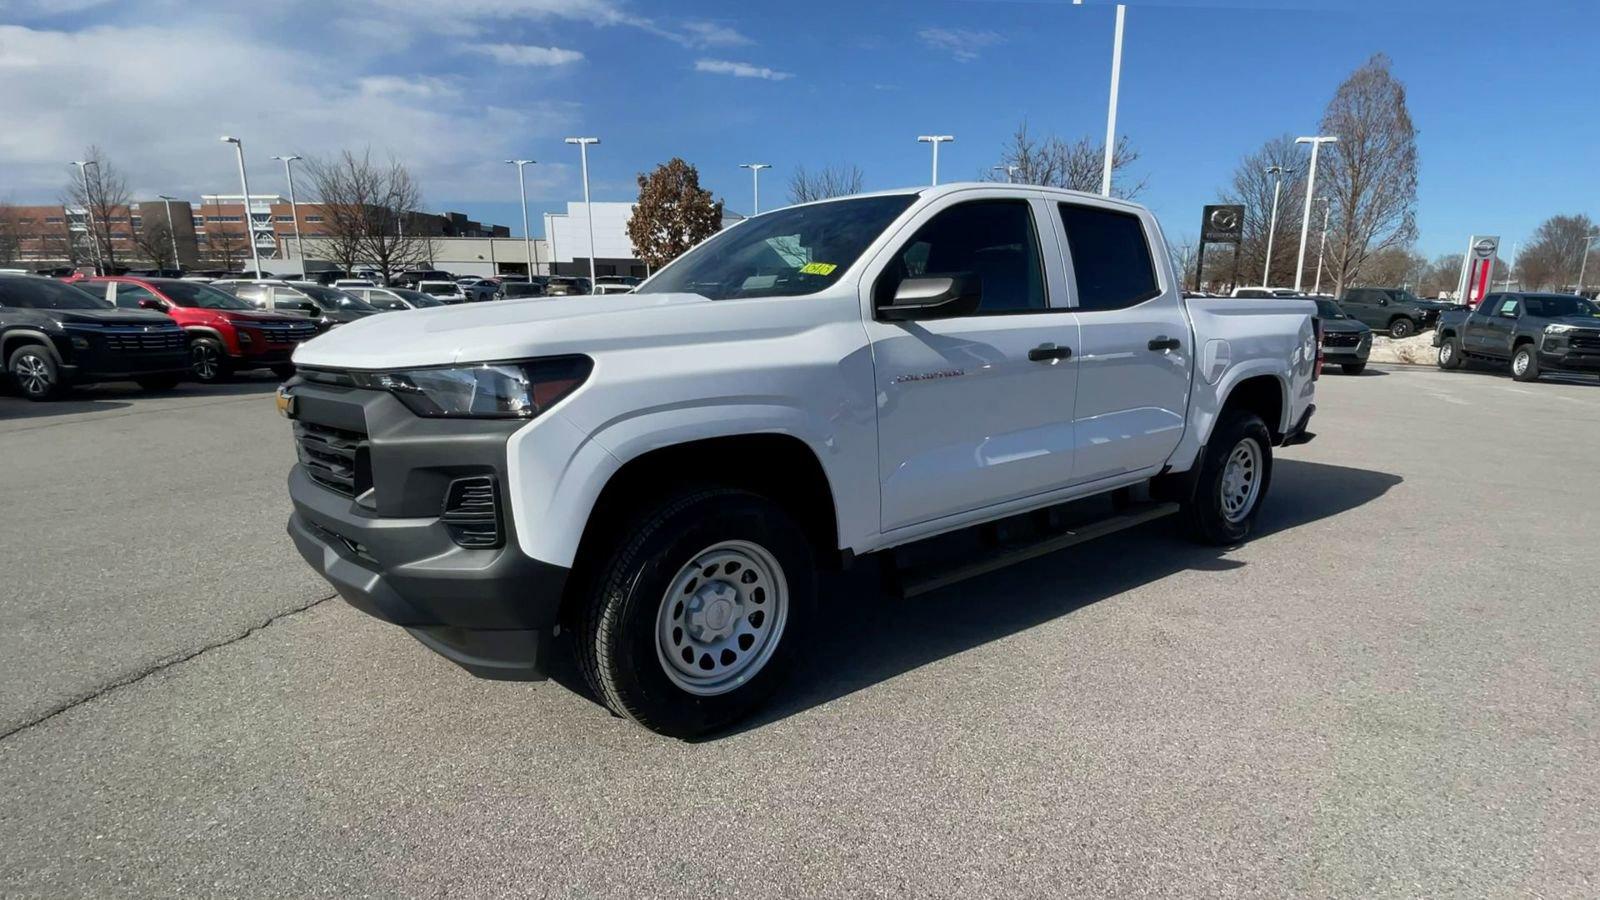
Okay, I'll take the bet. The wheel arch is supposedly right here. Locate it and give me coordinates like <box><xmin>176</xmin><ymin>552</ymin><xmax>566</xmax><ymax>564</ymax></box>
<box><xmin>1219</xmin><ymin>373</ymin><xmax>1288</xmax><ymax>444</ymax></box>
<box><xmin>2</xmin><ymin>329</ymin><xmax>63</xmax><ymax>364</ymax></box>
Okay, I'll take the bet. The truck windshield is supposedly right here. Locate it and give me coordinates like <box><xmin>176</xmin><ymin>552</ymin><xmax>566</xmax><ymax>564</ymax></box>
<box><xmin>638</xmin><ymin>194</ymin><xmax>917</xmax><ymax>300</ymax></box>
<box><xmin>1524</xmin><ymin>295</ymin><xmax>1600</xmax><ymax>318</ymax></box>
<box><xmin>156</xmin><ymin>280</ymin><xmax>254</xmax><ymax>310</ymax></box>
<box><xmin>1313</xmin><ymin>299</ymin><xmax>1347</xmax><ymax>319</ymax></box>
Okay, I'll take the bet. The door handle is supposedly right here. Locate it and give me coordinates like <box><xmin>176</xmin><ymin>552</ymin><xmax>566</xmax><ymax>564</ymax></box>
<box><xmin>1028</xmin><ymin>343</ymin><xmax>1072</xmax><ymax>362</ymax></box>
<box><xmin>1148</xmin><ymin>336</ymin><xmax>1181</xmax><ymax>352</ymax></box>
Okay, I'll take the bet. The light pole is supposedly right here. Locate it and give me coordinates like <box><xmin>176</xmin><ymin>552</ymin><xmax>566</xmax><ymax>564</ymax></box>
<box><xmin>1502</xmin><ymin>241</ymin><xmax>1519</xmax><ymax>291</ymax></box>
<box><xmin>1292</xmin><ymin>135</ymin><xmax>1337</xmax><ymax>292</ymax></box>
<box><xmin>1100</xmin><ymin>3</ymin><xmax>1127</xmax><ymax>197</ymax></box>
<box><xmin>157</xmin><ymin>194</ymin><xmax>182</xmax><ymax>270</ymax></box>
<box><xmin>739</xmin><ymin>163</ymin><xmax>771</xmax><ymax>215</ymax></box>
<box><xmin>271</xmin><ymin>155</ymin><xmax>306</xmax><ymax>278</ymax></box>
<box><xmin>1577</xmin><ymin>232</ymin><xmax>1600</xmax><ymax>294</ymax></box>
<box><xmin>564</xmin><ymin>137</ymin><xmax>600</xmax><ymax>287</ymax></box>
<box><xmin>1313</xmin><ymin>197</ymin><xmax>1331</xmax><ymax>295</ymax></box>
<box><xmin>917</xmin><ymin>135</ymin><xmax>953</xmax><ymax>186</ymax></box>
<box><xmin>71</xmin><ymin>160</ymin><xmax>104</xmax><ymax>273</ymax></box>
<box><xmin>220</xmin><ymin>136</ymin><xmax>264</xmax><ymax>277</ymax></box>
<box><xmin>991</xmin><ymin>164</ymin><xmax>1020</xmax><ymax>183</ymax></box>
<box><xmin>1262</xmin><ymin>164</ymin><xmax>1288</xmax><ymax>287</ymax></box>
<box><xmin>506</xmin><ymin>159</ymin><xmax>538</xmax><ymax>277</ymax></box>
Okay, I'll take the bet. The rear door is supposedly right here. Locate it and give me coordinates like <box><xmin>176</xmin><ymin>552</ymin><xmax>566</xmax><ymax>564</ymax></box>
<box><xmin>1054</xmin><ymin>200</ymin><xmax>1192</xmax><ymax>484</ymax></box>
<box><xmin>1341</xmin><ymin>289</ymin><xmax>1379</xmax><ymax>327</ymax></box>
<box><xmin>862</xmin><ymin>191</ymin><xmax>1082</xmax><ymax>531</ymax></box>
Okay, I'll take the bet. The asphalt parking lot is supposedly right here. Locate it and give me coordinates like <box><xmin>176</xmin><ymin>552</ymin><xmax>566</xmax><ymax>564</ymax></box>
<box><xmin>2</xmin><ymin>364</ymin><xmax>1598</xmax><ymax>897</ymax></box>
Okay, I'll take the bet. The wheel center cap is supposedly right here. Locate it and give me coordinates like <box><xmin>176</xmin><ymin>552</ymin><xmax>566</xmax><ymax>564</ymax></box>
<box><xmin>704</xmin><ymin>597</ymin><xmax>733</xmax><ymax>631</ymax></box>
<box><xmin>687</xmin><ymin>583</ymin><xmax>741</xmax><ymax>641</ymax></box>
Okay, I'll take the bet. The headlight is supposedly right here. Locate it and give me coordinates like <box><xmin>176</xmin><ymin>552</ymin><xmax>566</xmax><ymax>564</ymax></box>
<box><xmin>1545</xmin><ymin>324</ymin><xmax>1577</xmax><ymax>335</ymax></box>
<box><xmin>353</xmin><ymin>356</ymin><xmax>592</xmax><ymax>419</ymax></box>
<box><xmin>238</xmin><ymin>330</ymin><xmax>254</xmax><ymax>343</ymax></box>
<box><xmin>71</xmin><ymin>336</ymin><xmax>91</xmax><ymax>349</ymax></box>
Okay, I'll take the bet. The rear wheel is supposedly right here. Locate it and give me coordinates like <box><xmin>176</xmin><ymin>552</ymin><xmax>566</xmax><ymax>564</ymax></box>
<box><xmin>1437</xmin><ymin>336</ymin><xmax>1463</xmax><ymax>370</ymax></box>
<box><xmin>577</xmin><ymin>488</ymin><xmax>815</xmax><ymax>738</ymax></box>
<box><xmin>1341</xmin><ymin>362</ymin><xmax>1366</xmax><ymax>375</ymax></box>
<box><xmin>270</xmin><ymin>363</ymin><xmax>296</xmax><ymax>380</ymax></box>
<box><xmin>1511</xmin><ymin>344</ymin><xmax>1540</xmax><ymax>382</ymax></box>
<box><xmin>135</xmin><ymin>375</ymin><xmax>180</xmax><ymax>391</ymax></box>
<box><xmin>1389</xmin><ymin>317</ymin><xmax>1417</xmax><ymax>339</ymax></box>
<box><xmin>1181</xmin><ymin>410</ymin><xmax>1273</xmax><ymax>546</ymax></box>
<box><xmin>8</xmin><ymin>344</ymin><xmax>63</xmax><ymax>401</ymax></box>
<box><xmin>189</xmin><ymin>337</ymin><xmax>229</xmax><ymax>383</ymax></box>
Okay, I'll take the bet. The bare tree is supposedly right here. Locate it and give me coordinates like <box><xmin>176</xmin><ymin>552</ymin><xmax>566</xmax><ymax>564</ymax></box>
<box><xmin>0</xmin><ymin>202</ymin><xmax>21</xmax><ymax>266</ymax></box>
<box><xmin>985</xmin><ymin>121</ymin><xmax>1145</xmax><ymax>198</ymax></box>
<box><xmin>1219</xmin><ymin>135</ymin><xmax>1308</xmax><ymax>287</ymax></box>
<box><xmin>306</xmin><ymin>149</ymin><xmax>433</xmax><ymax>281</ymax></box>
<box><xmin>1167</xmin><ymin>233</ymin><xmax>1199</xmax><ymax>288</ymax></box>
<box><xmin>131</xmin><ymin>218</ymin><xmax>177</xmax><ymax>269</ymax></box>
<box><xmin>201</xmin><ymin>199</ymin><xmax>246</xmax><ymax>270</ymax></box>
<box><xmin>1351</xmin><ymin>246</ymin><xmax>1426</xmax><ymax>288</ymax></box>
<box><xmin>1516</xmin><ymin>214</ymin><xmax>1596</xmax><ymax>291</ymax></box>
<box><xmin>62</xmin><ymin>146</ymin><xmax>132</xmax><ymax>273</ymax></box>
<box><xmin>788</xmin><ymin>164</ymin><xmax>863</xmax><ymax>204</ymax></box>
<box><xmin>1318</xmin><ymin>54</ymin><xmax>1419</xmax><ymax>296</ymax></box>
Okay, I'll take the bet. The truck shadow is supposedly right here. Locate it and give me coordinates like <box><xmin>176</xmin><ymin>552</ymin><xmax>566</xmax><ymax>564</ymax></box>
<box><xmin>712</xmin><ymin>458</ymin><xmax>1402</xmax><ymax>741</ymax></box>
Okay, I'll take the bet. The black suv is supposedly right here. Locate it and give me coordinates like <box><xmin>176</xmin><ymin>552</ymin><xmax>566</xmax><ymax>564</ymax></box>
<box><xmin>1434</xmin><ymin>292</ymin><xmax>1600</xmax><ymax>382</ymax></box>
<box><xmin>1337</xmin><ymin>287</ymin><xmax>1453</xmax><ymax>338</ymax></box>
<box><xmin>0</xmin><ymin>274</ymin><xmax>190</xmax><ymax>400</ymax></box>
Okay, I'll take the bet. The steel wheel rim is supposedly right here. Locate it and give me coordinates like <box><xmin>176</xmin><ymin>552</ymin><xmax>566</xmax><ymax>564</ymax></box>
<box><xmin>1439</xmin><ymin>341</ymin><xmax>1453</xmax><ymax>365</ymax></box>
<box><xmin>1220</xmin><ymin>437</ymin><xmax>1263</xmax><ymax>524</ymax></box>
<box><xmin>655</xmin><ymin>539</ymin><xmax>789</xmax><ymax>696</ymax></box>
<box><xmin>192</xmin><ymin>344</ymin><xmax>217</xmax><ymax>380</ymax></box>
<box><xmin>1513</xmin><ymin>350</ymin><xmax>1529</xmax><ymax>376</ymax></box>
<box><xmin>15</xmin><ymin>354</ymin><xmax>50</xmax><ymax>395</ymax></box>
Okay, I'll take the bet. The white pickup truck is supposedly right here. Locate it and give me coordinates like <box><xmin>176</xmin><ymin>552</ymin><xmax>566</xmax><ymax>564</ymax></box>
<box><xmin>281</xmin><ymin>184</ymin><xmax>1319</xmax><ymax>737</ymax></box>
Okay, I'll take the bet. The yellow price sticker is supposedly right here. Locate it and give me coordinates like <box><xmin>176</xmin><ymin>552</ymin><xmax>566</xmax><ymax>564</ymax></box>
<box><xmin>798</xmin><ymin>262</ymin><xmax>837</xmax><ymax>276</ymax></box>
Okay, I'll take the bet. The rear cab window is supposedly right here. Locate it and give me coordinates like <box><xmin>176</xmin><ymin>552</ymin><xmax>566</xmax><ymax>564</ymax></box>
<box><xmin>1057</xmin><ymin>203</ymin><xmax>1160</xmax><ymax>311</ymax></box>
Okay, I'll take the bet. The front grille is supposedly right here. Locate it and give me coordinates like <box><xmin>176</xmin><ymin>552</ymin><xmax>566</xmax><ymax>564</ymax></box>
<box><xmin>1571</xmin><ymin>333</ymin><xmax>1600</xmax><ymax>351</ymax></box>
<box><xmin>93</xmin><ymin>327</ymin><xmax>187</xmax><ymax>353</ymax></box>
<box><xmin>442</xmin><ymin>475</ymin><xmax>502</xmax><ymax>548</ymax></box>
<box><xmin>295</xmin><ymin>420</ymin><xmax>367</xmax><ymax>497</ymax></box>
<box><xmin>255</xmin><ymin>324</ymin><xmax>319</xmax><ymax>346</ymax></box>
<box><xmin>1323</xmin><ymin>332</ymin><xmax>1362</xmax><ymax>347</ymax></box>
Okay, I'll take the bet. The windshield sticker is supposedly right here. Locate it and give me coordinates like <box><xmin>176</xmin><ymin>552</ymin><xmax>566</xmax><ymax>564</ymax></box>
<box><xmin>799</xmin><ymin>262</ymin><xmax>837</xmax><ymax>276</ymax></box>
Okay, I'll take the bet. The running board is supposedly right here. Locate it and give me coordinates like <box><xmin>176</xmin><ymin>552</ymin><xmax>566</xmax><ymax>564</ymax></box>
<box><xmin>899</xmin><ymin>501</ymin><xmax>1180</xmax><ymax>598</ymax></box>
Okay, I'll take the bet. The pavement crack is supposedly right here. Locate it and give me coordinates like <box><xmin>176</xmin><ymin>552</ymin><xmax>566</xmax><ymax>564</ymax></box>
<box><xmin>0</xmin><ymin>592</ymin><xmax>337</xmax><ymax>743</ymax></box>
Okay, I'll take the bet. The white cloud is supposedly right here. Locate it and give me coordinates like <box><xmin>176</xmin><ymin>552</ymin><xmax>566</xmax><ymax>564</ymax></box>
<box><xmin>675</xmin><ymin>21</ymin><xmax>752</xmax><ymax>47</ymax></box>
<box><xmin>917</xmin><ymin>27</ymin><xmax>1003</xmax><ymax>62</ymax></box>
<box><xmin>0</xmin><ymin>24</ymin><xmax>579</xmax><ymax>204</ymax></box>
<box><xmin>694</xmin><ymin>58</ymin><xmax>792</xmax><ymax>81</ymax></box>
<box><xmin>483</xmin><ymin>43</ymin><xmax>585</xmax><ymax>66</ymax></box>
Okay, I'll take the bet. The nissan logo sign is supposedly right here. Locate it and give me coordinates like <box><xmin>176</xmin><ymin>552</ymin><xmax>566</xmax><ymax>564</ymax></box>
<box><xmin>1473</xmin><ymin>238</ymin><xmax>1497</xmax><ymax>259</ymax></box>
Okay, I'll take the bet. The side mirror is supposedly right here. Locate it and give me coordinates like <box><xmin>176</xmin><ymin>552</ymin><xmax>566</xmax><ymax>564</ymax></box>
<box><xmin>138</xmin><ymin>298</ymin><xmax>166</xmax><ymax>312</ymax></box>
<box><xmin>878</xmin><ymin>275</ymin><xmax>977</xmax><ymax>321</ymax></box>
<box><xmin>1376</xmin><ymin>298</ymin><xmax>1389</xmax><ymax>306</ymax></box>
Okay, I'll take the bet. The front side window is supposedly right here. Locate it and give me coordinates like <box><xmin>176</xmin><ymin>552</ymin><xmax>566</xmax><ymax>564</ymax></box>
<box><xmin>73</xmin><ymin>281</ymin><xmax>111</xmax><ymax>300</ymax></box>
<box><xmin>1498</xmin><ymin>298</ymin><xmax>1520</xmax><ymax>317</ymax></box>
<box><xmin>0</xmin><ymin>278</ymin><xmax>113</xmax><ymax>309</ymax></box>
<box><xmin>639</xmin><ymin>194</ymin><xmax>916</xmax><ymax>301</ymax></box>
<box><xmin>114</xmin><ymin>284</ymin><xmax>159</xmax><ymax>309</ymax></box>
<box><xmin>1058</xmin><ymin>203</ymin><xmax>1160</xmax><ymax>312</ymax></box>
<box><xmin>875</xmin><ymin>199</ymin><xmax>1046</xmax><ymax>315</ymax></box>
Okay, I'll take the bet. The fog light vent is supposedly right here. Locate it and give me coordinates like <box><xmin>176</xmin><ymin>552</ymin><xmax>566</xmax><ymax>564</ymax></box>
<box><xmin>443</xmin><ymin>475</ymin><xmax>501</xmax><ymax>549</ymax></box>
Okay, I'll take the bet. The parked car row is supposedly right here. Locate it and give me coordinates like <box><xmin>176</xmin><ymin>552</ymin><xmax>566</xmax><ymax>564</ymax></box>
<box><xmin>1434</xmin><ymin>292</ymin><xmax>1600</xmax><ymax>381</ymax></box>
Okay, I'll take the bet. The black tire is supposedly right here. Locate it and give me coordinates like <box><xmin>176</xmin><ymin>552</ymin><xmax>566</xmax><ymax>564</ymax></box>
<box><xmin>1511</xmin><ymin>344</ymin><xmax>1540</xmax><ymax>382</ymax></box>
<box><xmin>270</xmin><ymin>363</ymin><xmax>296</xmax><ymax>380</ymax></box>
<box><xmin>135</xmin><ymin>375</ymin><xmax>180</xmax><ymax>391</ymax></box>
<box><xmin>1437</xmin><ymin>336</ymin><xmax>1464</xmax><ymax>370</ymax></box>
<box><xmin>577</xmin><ymin>488</ymin><xmax>816</xmax><ymax>738</ymax></box>
<box><xmin>1341</xmin><ymin>363</ymin><xmax>1366</xmax><ymax>375</ymax></box>
<box><xmin>1389</xmin><ymin>317</ymin><xmax>1417</xmax><ymax>339</ymax></box>
<box><xmin>8</xmin><ymin>344</ymin><xmax>64</xmax><ymax>401</ymax></box>
<box><xmin>189</xmin><ymin>337</ymin><xmax>229</xmax><ymax>383</ymax></box>
<box><xmin>1180</xmin><ymin>410</ymin><xmax>1273</xmax><ymax>546</ymax></box>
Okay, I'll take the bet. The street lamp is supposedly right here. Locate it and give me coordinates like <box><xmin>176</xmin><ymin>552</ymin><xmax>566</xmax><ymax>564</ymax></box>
<box><xmin>1262</xmin><ymin>165</ymin><xmax>1289</xmax><ymax>287</ymax></box>
<box><xmin>1292</xmin><ymin>135</ymin><xmax>1338</xmax><ymax>292</ymax></box>
<box><xmin>271</xmin><ymin>156</ymin><xmax>306</xmax><ymax>278</ymax></box>
<box><xmin>1577</xmin><ymin>232</ymin><xmax>1600</xmax><ymax>294</ymax></box>
<box><xmin>991</xmin><ymin>164</ymin><xmax>1020</xmax><ymax>184</ymax></box>
<box><xmin>1100</xmin><ymin>3</ymin><xmax>1127</xmax><ymax>197</ymax></box>
<box><xmin>157</xmin><ymin>194</ymin><xmax>182</xmax><ymax>270</ymax></box>
<box><xmin>71</xmin><ymin>159</ymin><xmax>104</xmax><ymax>273</ymax></box>
<box><xmin>505</xmin><ymin>159</ymin><xmax>539</xmax><ymax>277</ymax></box>
<box><xmin>564</xmin><ymin>137</ymin><xmax>600</xmax><ymax>287</ymax></box>
<box><xmin>917</xmin><ymin>135</ymin><xmax>953</xmax><ymax>186</ymax></box>
<box><xmin>739</xmin><ymin>163</ymin><xmax>771</xmax><ymax>215</ymax></box>
<box><xmin>220</xmin><ymin>136</ymin><xmax>264</xmax><ymax>277</ymax></box>
<box><xmin>1313</xmin><ymin>197</ymin><xmax>1332</xmax><ymax>295</ymax></box>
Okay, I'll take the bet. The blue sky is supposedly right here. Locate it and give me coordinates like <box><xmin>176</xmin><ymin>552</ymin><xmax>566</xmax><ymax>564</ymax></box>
<box><xmin>2</xmin><ymin>0</ymin><xmax>1595</xmax><ymax>257</ymax></box>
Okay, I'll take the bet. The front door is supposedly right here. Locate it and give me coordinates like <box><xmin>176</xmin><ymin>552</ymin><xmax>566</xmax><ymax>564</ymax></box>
<box><xmin>1478</xmin><ymin>296</ymin><xmax>1521</xmax><ymax>357</ymax></box>
<box><xmin>863</xmin><ymin>193</ymin><xmax>1081</xmax><ymax>532</ymax></box>
<box><xmin>1054</xmin><ymin>200</ymin><xmax>1192</xmax><ymax>483</ymax></box>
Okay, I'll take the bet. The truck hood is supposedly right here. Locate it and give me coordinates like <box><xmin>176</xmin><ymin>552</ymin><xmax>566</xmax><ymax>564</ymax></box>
<box><xmin>216</xmin><ymin>309</ymin><xmax>304</xmax><ymax>324</ymax></box>
<box><xmin>293</xmin><ymin>292</ymin><xmax>716</xmax><ymax>368</ymax></box>
<box><xmin>54</xmin><ymin>308</ymin><xmax>177</xmax><ymax>327</ymax></box>
<box><xmin>1319</xmin><ymin>317</ymin><xmax>1369</xmax><ymax>334</ymax></box>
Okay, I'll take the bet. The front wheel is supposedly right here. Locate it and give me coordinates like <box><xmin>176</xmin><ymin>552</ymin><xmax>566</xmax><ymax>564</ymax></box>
<box><xmin>189</xmin><ymin>337</ymin><xmax>229</xmax><ymax>383</ymax></box>
<box><xmin>1437</xmin><ymin>336</ymin><xmax>1464</xmax><ymax>370</ymax></box>
<box><xmin>1511</xmin><ymin>344</ymin><xmax>1540</xmax><ymax>382</ymax></box>
<box><xmin>8</xmin><ymin>344</ymin><xmax>64</xmax><ymax>401</ymax></box>
<box><xmin>270</xmin><ymin>363</ymin><xmax>296</xmax><ymax>380</ymax></box>
<box><xmin>1181</xmin><ymin>410</ymin><xmax>1273</xmax><ymax>546</ymax></box>
<box><xmin>1389</xmin><ymin>317</ymin><xmax>1417</xmax><ymax>339</ymax></box>
<box><xmin>1341</xmin><ymin>362</ymin><xmax>1367</xmax><ymax>375</ymax></box>
<box><xmin>135</xmin><ymin>375</ymin><xmax>180</xmax><ymax>391</ymax></box>
<box><xmin>577</xmin><ymin>489</ymin><xmax>815</xmax><ymax>738</ymax></box>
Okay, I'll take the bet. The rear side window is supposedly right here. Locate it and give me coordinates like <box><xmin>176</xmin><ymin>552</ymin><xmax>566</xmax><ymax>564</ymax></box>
<box><xmin>74</xmin><ymin>281</ymin><xmax>110</xmax><ymax>300</ymax></box>
<box><xmin>114</xmin><ymin>284</ymin><xmax>159</xmax><ymax>309</ymax></box>
<box><xmin>1058</xmin><ymin>204</ymin><xmax>1160</xmax><ymax>311</ymax></box>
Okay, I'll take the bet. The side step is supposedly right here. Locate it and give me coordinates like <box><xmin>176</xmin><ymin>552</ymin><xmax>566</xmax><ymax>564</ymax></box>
<box><xmin>898</xmin><ymin>501</ymin><xmax>1180</xmax><ymax>598</ymax></box>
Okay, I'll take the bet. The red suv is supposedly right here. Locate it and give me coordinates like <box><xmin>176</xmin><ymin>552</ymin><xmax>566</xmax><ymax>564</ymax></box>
<box><xmin>72</xmin><ymin>276</ymin><xmax>319</xmax><ymax>382</ymax></box>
